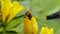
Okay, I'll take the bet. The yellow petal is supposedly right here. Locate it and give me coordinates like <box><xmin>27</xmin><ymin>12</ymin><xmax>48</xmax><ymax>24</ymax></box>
<box><xmin>7</xmin><ymin>1</ymin><xmax>24</xmax><ymax>23</ymax></box>
<box><xmin>0</xmin><ymin>13</ymin><xmax>1</xmax><ymax>21</ymax></box>
<box><xmin>0</xmin><ymin>0</ymin><xmax>3</xmax><ymax>4</ymax></box>
<box><xmin>24</xmin><ymin>17</ymin><xmax>33</xmax><ymax>34</ymax></box>
<box><xmin>49</xmin><ymin>28</ymin><xmax>54</xmax><ymax>34</ymax></box>
<box><xmin>31</xmin><ymin>16</ymin><xmax>38</xmax><ymax>34</ymax></box>
<box><xmin>1</xmin><ymin>0</ymin><xmax>11</xmax><ymax>22</ymax></box>
<box><xmin>40</xmin><ymin>27</ymin><xmax>48</xmax><ymax>34</ymax></box>
<box><xmin>40</xmin><ymin>27</ymin><xmax>54</xmax><ymax>34</ymax></box>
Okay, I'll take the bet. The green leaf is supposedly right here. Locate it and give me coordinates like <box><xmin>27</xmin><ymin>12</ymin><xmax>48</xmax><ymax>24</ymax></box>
<box><xmin>6</xmin><ymin>22</ymin><xmax>24</xmax><ymax>33</ymax></box>
<box><xmin>6</xmin><ymin>16</ymin><xmax>24</xmax><ymax>31</ymax></box>
<box><xmin>0</xmin><ymin>27</ymin><xmax>3</xmax><ymax>32</ymax></box>
<box><xmin>31</xmin><ymin>0</ymin><xmax>60</xmax><ymax>19</ymax></box>
<box><xmin>19</xmin><ymin>1</ymin><xmax>30</xmax><ymax>10</ymax></box>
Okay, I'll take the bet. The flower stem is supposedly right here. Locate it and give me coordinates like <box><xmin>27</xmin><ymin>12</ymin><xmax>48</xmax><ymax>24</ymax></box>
<box><xmin>3</xmin><ymin>24</ymin><xmax>6</xmax><ymax>34</ymax></box>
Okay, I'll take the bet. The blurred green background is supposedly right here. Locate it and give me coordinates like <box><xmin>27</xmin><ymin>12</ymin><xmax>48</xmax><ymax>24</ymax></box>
<box><xmin>0</xmin><ymin>0</ymin><xmax>60</xmax><ymax>34</ymax></box>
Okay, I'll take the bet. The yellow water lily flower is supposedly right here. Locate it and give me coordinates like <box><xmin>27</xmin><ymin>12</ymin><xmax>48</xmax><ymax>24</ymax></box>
<box><xmin>1</xmin><ymin>0</ymin><xmax>24</xmax><ymax>23</ymax></box>
<box><xmin>40</xmin><ymin>27</ymin><xmax>54</xmax><ymax>34</ymax></box>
